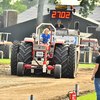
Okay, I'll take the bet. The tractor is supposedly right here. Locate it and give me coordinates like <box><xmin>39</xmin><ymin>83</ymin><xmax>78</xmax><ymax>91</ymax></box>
<box><xmin>11</xmin><ymin>5</ymin><xmax>80</xmax><ymax>78</ymax></box>
<box><xmin>81</xmin><ymin>38</ymin><xmax>99</xmax><ymax>62</ymax></box>
<box><xmin>0</xmin><ymin>32</ymin><xmax>12</xmax><ymax>59</ymax></box>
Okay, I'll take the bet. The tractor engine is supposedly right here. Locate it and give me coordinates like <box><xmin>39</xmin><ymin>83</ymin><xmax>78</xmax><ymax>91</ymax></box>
<box><xmin>32</xmin><ymin>44</ymin><xmax>49</xmax><ymax>67</ymax></box>
<box><xmin>34</xmin><ymin>51</ymin><xmax>45</xmax><ymax>61</ymax></box>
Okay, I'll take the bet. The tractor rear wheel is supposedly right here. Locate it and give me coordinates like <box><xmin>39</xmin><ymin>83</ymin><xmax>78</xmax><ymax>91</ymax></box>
<box><xmin>54</xmin><ymin>45</ymin><xmax>68</xmax><ymax>78</ymax></box>
<box><xmin>17</xmin><ymin>62</ymin><xmax>24</xmax><ymax>76</ymax></box>
<box><xmin>54</xmin><ymin>45</ymin><xmax>62</xmax><ymax>64</ymax></box>
<box><xmin>0</xmin><ymin>44</ymin><xmax>11</xmax><ymax>59</ymax></box>
<box><xmin>67</xmin><ymin>44</ymin><xmax>76</xmax><ymax>78</ymax></box>
<box><xmin>18</xmin><ymin>42</ymin><xmax>33</xmax><ymax>76</ymax></box>
<box><xmin>4</xmin><ymin>44</ymin><xmax>11</xmax><ymax>59</ymax></box>
<box><xmin>11</xmin><ymin>40</ymin><xmax>20</xmax><ymax>75</ymax></box>
<box><xmin>61</xmin><ymin>45</ymin><xmax>69</xmax><ymax>78</ymax></box>
<box><xmin>54</xmin><ymin>64</ymin><xmax>61</xmax><ymax>78</ymax></box>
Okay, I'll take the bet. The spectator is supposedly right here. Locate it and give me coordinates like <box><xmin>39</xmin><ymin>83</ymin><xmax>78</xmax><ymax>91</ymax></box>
<box><xmin>91</xmin><ymin>47</ymin><xmax>100</xmax><ymax>100</ymax></box>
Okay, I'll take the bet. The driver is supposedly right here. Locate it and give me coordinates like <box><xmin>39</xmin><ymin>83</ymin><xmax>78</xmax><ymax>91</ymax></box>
<box><xmin>41</xmin><ymin>28</ymin><xmax>51</xmax><ymax>44</ymax></box>
<box><xmin>55</xmin><ymin>19</ymin><xmax>65</xmax><ymax>29</ymax></box>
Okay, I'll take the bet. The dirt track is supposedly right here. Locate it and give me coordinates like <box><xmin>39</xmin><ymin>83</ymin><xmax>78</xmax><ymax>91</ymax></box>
<box><xmin>0</xmin><ymin>64</ymin><xmax>95</xmax><ymax>100</ymax></box>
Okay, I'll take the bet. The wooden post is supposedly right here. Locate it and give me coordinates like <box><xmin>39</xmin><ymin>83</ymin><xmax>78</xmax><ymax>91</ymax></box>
<box><xmin>75</xmin><ymin>84</ymin><xmax>77</xmax><ymax>100</ymax></box>
<box><xmin>31</xmin><ymin>95</ymin><xmax>33</xmax><ymax>100</ymax></box>
<box><xmin>75</xmin><ymin>84</ymin><xmax>80</xmax><ymax>100</ymax></box>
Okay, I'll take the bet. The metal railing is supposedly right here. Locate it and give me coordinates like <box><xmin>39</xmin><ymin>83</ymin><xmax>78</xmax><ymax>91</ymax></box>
<box><xmin>79</xmin><ymin>50</ymin><xmax>98</xmax><ymax>64</ymax></box>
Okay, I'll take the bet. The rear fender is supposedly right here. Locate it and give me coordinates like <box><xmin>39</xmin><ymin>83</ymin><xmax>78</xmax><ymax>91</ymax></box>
<box><xmin>55</xmin><ymin>40</ymin><xmax>65</xmax><ymax>44</ymax></box>
<box><xmin>24</xmin><ymin>38</ymin><xmax>34</xmax><ymax>43</ymax></box>
<box><xmin>53</xmin><ymin>41</ymin><xmax>64</xmax><ymax>56</ymax></box>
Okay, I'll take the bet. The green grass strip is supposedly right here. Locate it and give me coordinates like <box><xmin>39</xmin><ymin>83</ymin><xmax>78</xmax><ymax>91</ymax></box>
<box><xmin>77</xmin><ymin>92</ymin><xmax>96</xmax><ymax>100</ymax></box>
<box><xmin>79</xmin><ymin>64</ymin><xmax>95</xmax><ymax>68</ymax></box>
<box><xmin>0</xmin><ymin>59</ymin><xmax>96</xmax><ymax>67</ymax></box>
<box><xmin>0</xmin><ymin>59</ymin><xmax>11</xmax><ymax>64</ymax></box>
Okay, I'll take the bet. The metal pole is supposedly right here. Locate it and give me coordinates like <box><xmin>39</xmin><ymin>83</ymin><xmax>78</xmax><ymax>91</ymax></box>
<box><xmin>38</xmin><ymin>29</ymin><xmax>40</xmax><ymax>45</ymax></box>
<box><xmin>6</xmin><ymin>33</ymin><xmax>8</xmax><ymax>42</ymax></box>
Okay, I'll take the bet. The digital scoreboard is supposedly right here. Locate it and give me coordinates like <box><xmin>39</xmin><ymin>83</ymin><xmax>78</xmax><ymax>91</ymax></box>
<box><xmin>50</xmin><ymin>10</ymin><xmax>72</xmax><ymax>19</ymax></box>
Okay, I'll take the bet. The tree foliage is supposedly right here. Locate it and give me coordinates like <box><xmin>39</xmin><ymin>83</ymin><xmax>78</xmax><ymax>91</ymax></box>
<box><xmin>78</xmin><ymin>0</ymin><xmax>99</xmax><ymax>17</ymax></box>
<box><xmin>0</xmin><ymin>0</ymin><xmax>12</xmax><ymax>10</ymax></box>
<box><xmin>11</xmin><ymin>0</ymin><xmax>27</xmax><ymax>14</ymax></box>
<box><xmin>0</xmin><ymin>0</ymin><xmax>27</xmax><ymax>15</ymax></box>
<box><xmin>0</xmin><ymin>7</ymin><xmax>3</xmax><ymax>15</ymax></box>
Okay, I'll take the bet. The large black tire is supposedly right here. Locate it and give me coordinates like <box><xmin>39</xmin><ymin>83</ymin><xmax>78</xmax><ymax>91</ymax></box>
<box><xmin>4</xmin><ymin>44</ymin><xmax>11</xmax><ymax>59</ymax></box>
<box><xmin>17</xmin><ymin>62</ymin><xmax>24</xmax><ymax>76</ymax></box>
<box><xmin>67</xmin><ymin>44</ymin><xmax>76</xmax><ymax>78</ymax></box>
<box><xmin>11</xmin><ymin>40</ymin><xmax>20</xmax><ymax>75</ymax></box>
<box><xmin>61</xmin><ymin>45</ymin><xmax>68</xmax><ymax>77</ymax></box>
<box><xmin>54</xmin><ymin>45</ymin><xmax>62</xmax><ymax>64</ymax></box>
<box><xmin>18</xmin><ymin>42</ymin><xmax>33</xmax><ymax>76</ymax></box>
<box><xmin>0</xmin><ymin>44</ymin><xmax>11</xmax><ymax>59</ymax></box>
<box><xmin>54</xmin><ymin>45</ymin><xmax>68</xmax><ymax>78</ymax></box>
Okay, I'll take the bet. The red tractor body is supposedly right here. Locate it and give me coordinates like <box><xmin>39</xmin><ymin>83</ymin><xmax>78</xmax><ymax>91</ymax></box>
<box><xmin>23</xmin><ymin>28</ymin><xmax>65</xmax><ymax>74</ymax></box>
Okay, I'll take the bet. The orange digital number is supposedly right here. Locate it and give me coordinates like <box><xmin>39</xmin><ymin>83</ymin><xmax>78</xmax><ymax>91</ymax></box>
<box><xmin>61</xmin><ymin>11</ymin><xmax>66</xmax><ymax>18</ymax></box>
<box><xmin>52</xmin><ymin>11</ymin><xmax>71</xmax><ymax>19</ymax></box>
<box><xmin>52</xmin><ymin>11</ymin><xmax>56</xmax><ymax>18</ymax></box>
<box><xmin>57</xmin><ymin>11</ymin><xmax>61</xmax><ymax>18</ymax></box>
<box><xmin>66</xmin><ymin>12</ymin><xmax>71</xmax><ymax>19</ymax></box>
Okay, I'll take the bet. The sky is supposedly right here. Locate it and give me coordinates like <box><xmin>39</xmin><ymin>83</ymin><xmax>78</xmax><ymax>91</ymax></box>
<box><xmin>61</xmin><ymin>0</ymin><xmax>80</xmax><ymax>5</ymax></box>
<box><xmin>13</xmin><ymin>0</ymin><xmax>80</xmax><ymax>5</ymax></box>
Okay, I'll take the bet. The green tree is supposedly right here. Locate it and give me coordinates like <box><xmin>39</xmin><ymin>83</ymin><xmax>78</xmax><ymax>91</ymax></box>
<box><xmin>0</xmin><ymin>0</ymin><xmax>27</xmax><ymax>15</ymax></box>
<box><xmin>0</xmin><ymin>0</ymin><xmax>12</xmax><ymax>10</ymax></box>
<box><xmin>11</xmin><ymin>0</ymin><xmax>27</xmax><ymax>14</ymax></box>
<box><xmin>78</xmin><ymin>0</ymin><xmax>99</xmax><ymax>17</ymax></box>
<box><xmin>0</xmin><ymin>7</ymin><xmax>3</xmax><ymax>15</ymax></box>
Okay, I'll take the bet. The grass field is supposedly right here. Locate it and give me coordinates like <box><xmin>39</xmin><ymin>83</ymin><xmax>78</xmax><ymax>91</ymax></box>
<box><xmin>0</xmin><ymin>59</ymin><xmax>96</xmax><ymax>67</ymax></box>
<box><xmin>79</xmin><ymin>64</ymin><xmax>95</xmax><ymax>68</ymax></box>
<box><xmin>77</xmin><ymin>92</ymin><xmax>96</xmax><ymax>100</ymax></box>
<box><xmin>0</xmin><ymin>59</ymin><xmax>11</xmax><ymax>64</ymax></box>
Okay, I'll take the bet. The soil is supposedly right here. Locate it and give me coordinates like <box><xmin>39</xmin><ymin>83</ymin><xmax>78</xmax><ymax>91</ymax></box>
<box><xmin>0</xmin><ymin>64</ymin><xmax>95</xmax><ymax>100</ymax></box>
